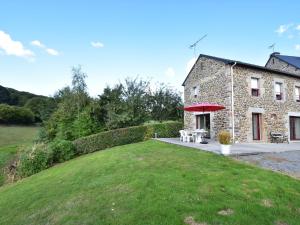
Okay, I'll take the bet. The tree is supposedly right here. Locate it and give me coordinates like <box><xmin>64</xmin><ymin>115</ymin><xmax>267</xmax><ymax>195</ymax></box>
<box><xmin>71</xmin><ymin>65</ymin><xmax>89</xmax><ymax>117</ymax></box>
<box><xmin>25</xmin><ymin>97</ymin><xmax>57</xmax><ymax>122</ymax></box>
<box><xmin>44</xmin><ymin>66</ymin><xmax>91</xmax><ymax>140</ymax></box>
<box><xmin>149</xmin><ymin>83</ymin><xmax>183</xmax><ymax>122</ymax></box>
<box><xmin>122</xmin><ymin>77</ymin><xmax>150</xmax><ymax>125</ymax></box>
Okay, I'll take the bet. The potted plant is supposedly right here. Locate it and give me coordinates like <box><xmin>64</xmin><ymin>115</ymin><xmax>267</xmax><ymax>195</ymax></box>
<box><xmin>218</xmin><ymin>130</ymin><xmax>232</xmax><ymax>155</ymax></box>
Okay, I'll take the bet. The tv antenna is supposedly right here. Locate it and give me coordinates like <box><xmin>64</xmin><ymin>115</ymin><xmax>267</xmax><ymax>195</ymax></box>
<box><xmin>189</xmin><ymin>34</ymin><xmax>207</xmax><ymax>57</ymax></box>
<box><xmin>268</xmin><ymin>43</ymin><xmax>276</xmax><ymax>52</ymax></box>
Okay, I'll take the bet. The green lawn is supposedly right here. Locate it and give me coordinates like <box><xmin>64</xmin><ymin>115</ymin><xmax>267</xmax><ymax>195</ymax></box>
<box><xmin>0</xmin><ymin>125</ymin><xmax>39</xmax><ymax>186</ymax></box>
<box><xmin>0</xmin><ymin>140</ymin><xmax>299</xmax><ymax>225</ymax></box>
<box><xmin>0</xmin><ymin>125</ymin><xmax>39</xmax><ymax>147</ymax></box>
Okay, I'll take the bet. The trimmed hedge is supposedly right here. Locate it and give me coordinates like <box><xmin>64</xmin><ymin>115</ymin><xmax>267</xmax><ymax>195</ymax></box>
<box><xmin>73</xmin><ymin>121</ymin><xmax>182</xmax><ymax>155</ymax></box>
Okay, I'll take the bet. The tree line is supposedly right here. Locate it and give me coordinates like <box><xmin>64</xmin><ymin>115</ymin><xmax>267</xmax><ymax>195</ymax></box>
<box><xmin>42</xmin><ymin>66</ymin><xmax>183</xmax><ymax>141</ymax></box>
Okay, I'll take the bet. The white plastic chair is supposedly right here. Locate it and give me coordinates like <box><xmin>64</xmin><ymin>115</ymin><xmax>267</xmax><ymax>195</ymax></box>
<box><xmin>184</xmin><ymin>130</ymin><xmax>194</xmax><ymax>143</ymax></box>
<box><xmin>179</xmin><ymin>130</ymin><xmax>185</xmax><ymax>142</ymax></box>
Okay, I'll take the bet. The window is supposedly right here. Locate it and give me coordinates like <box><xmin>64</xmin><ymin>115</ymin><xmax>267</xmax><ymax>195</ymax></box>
<box><xmin>251</xmin><ymin>78</ymin><xmax>259</xmax><ymax>96</ymax></box>
<box><xmin>295</xmin><ymin>86</ymin><xmax>300</xmax><ymax>102</ymax></box>
<box><xmin>193</xmin><ymin>86</ymin><xmax>198</xmax><ymax>98</ymax></box>
<box><xmin>275</xmin><ymin>82</ymin><xmax>283</xmax><ymax>100</ymax></box>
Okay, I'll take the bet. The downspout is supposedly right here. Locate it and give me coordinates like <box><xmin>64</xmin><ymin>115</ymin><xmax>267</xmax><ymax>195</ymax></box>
<box><xmin>230</xmin><ymin>62</ymin><xmax>237</xmax><ymax>143</ymax></box>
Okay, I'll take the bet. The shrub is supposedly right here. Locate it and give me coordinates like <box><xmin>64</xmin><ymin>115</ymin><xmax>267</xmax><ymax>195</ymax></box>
<box><xmin>218</xmin><ymin>130</ymin><xmax>231</xmax><ymax>145</ymax></box>
<box><xmin>74</xmin><ymin>121</ymin><xmax>182</xmax><ymax>155</ymax></box>
<box><xmin>48</xmin><ymin>140</ymin><xmax>75</xmax><ymax>163</ymax></box>
<box><xmin>0</xmin><ymin>104</ymin><xmax>34</xmax><ymax>124</ymax></box>
<box><xmin>17</xmin><ymin>143</ymin><xmax>53</xmax><ymax>177</ymax></box>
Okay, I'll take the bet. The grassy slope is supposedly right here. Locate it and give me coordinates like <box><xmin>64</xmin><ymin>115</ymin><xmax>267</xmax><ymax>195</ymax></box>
<box><xmin>0</xmin><ymin>125</ymin><xmax>38</xmax><ymax>185</ymax></box>
<box><xmin>0</xmin><ymin>125</ymin><xmax>38</xmax><ymax>147</ymax></box>
<box><xmin>0</xmin><ymin>146</ymin><xmax>19</xmax><ymax>185</ymax></box>
<box><xmin>0</xmin><ymin>140</ymin><xmax>300</xmax><ymax>225</ymax></box>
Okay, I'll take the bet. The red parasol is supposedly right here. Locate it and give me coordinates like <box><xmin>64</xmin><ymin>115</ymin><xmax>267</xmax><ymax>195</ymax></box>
<box><xmin>184</xmin><ymin>102</ymin><xmax>225</xmax><ymax>112</ymax></box>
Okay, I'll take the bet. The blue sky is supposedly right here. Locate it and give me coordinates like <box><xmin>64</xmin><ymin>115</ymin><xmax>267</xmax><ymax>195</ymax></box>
<box><xmin>1</xmin><ymin>0</ymin><xmax>300</xmax><ymax>96</ymax></box>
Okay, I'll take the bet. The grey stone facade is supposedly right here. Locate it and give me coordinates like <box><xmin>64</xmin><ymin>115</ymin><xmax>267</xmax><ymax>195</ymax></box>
<box><xmin>266</xmin><ymin>55</ymin><xmax>300</xmax><ymax>76</ymax></box>
<box><xmin>183</xmin><ymin>54</ymin><xmax>300</xmax><ymax>143</ymax></box>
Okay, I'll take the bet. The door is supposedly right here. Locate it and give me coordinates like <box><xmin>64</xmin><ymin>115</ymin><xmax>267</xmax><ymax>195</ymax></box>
<box><xmin>290</xmin><ymin>116</ymin><xmax>300</xmax><ymax>140</ymax></box>
<box><xmin>196</xmin><ymin>114</ymin><xmax>210</xmax><ymax>138</ymax></box>
<box><xmin>252</xmin><ymin>113</ymin><xmax>261</xmax><ymax>140</ymax></box>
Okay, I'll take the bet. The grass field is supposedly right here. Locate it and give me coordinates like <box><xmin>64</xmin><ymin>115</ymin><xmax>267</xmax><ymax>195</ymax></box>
<box><xmin>0</xmin><ymin>125</ymin><xmax>39</xmax><ymax>186</ymax></box>
<box><xmin>0</xmin><ymin>125</ymin><xmax>38</xmax><ymax>147</ymax></box>
<box><xmin>0</xmin><ymin>140</ymin><xmax>299</xmax><ymax>225</ymax></box>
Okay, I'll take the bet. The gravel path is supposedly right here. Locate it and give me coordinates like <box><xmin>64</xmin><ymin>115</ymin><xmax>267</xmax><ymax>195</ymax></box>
<box><xmin>235</xmin><ymin>151</ymin><xmax>300</xmax><ymax>178</ymax></box>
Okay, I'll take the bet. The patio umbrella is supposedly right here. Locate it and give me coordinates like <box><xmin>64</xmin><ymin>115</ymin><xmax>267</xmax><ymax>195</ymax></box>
<box><xmin>184</xmin><ymin>102</ymin><xmax>225</xmax><ymax>144</ymax></box>
<box><xmin>183</xmin><ymin>102</ymin><xmax>225</xmax><ymax>112</ymax></box>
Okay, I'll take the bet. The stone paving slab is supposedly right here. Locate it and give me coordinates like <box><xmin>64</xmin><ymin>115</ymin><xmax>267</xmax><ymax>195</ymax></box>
<box><xmin>157</xmin><ymin>138</ymin><xmax>300</xmax><ymax>156</ymax></box>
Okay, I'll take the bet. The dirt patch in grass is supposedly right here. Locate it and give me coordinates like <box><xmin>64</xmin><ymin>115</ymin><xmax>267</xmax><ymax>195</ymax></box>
<box><xmin>184</xmin><ymin>216</ymin><xmax>207</xmax><ymax>225</ymax></box>
<box><xmin>275</xmin><ymin>221</ymin><xmax>288</xmax><ymax>225</ymax></box>
<box><xmin>218</xmin><ymin>208</ymin><xmax>234</xmax><ymax>216</ymax></box>
<box><xmin>261</xmin><ymin>199</ymin><xmax>273</xmax><ymax>207</ymax></box>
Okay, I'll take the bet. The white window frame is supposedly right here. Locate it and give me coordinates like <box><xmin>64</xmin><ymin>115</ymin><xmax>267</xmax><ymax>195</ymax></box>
<box><xmin>251</xmin><ymin>77</ymin><xmax>259</xmax><ymax>96</ymax></box>
<box><xmin>191</xmin><ymin>86</ymin><xmax>198</xmax><ymax>98</ymax></box>
<box><xmin>295</xmin><ymin>84</ymin><xmax>300</xmax><ymax>102</ymax></box>
<box><xmin>273</xmin><ymin>78</ymin><xmax>285</xmax><ymax>102</ymax></box>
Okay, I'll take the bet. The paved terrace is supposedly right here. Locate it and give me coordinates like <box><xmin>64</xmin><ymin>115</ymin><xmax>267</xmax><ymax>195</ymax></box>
<box><xmin>157</xmin><ymin>138</ymin><xmax>300</xmax><ymax>156</ymax></box>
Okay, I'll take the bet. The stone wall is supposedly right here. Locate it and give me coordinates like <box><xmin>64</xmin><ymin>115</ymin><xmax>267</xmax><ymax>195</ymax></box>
<box><xmin>266</xmin><ymin>56</ymin><xmax>300</xmax><ymax>75</ymax></box>
<box><xmin>233</xmin><ymin>66</ymin><xmax>300</xmax><ymax>142</ymax></box>
<box><xmin>183</xmin><ymin>55</ymin><xmax>300</xmax><ymax>143</ymax></box>
<box><xmin>183</xmin><ymin>57</ymin><xmax>232</xmax><ymax>140</ymax></box>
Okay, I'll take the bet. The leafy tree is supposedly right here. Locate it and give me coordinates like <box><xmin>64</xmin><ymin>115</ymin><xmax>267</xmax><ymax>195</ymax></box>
<box><xmin>148</xmin><ymin>83</ymin><xmax>183</xmax><ymax>122</ymax></box>
<box><xmin>0</xmin><ymin>104</ymin><xmax>34</xmax><ymax>124</ymax></box>
<box><xmin>44</xmin><ymin>66</ymin><xmax>91</xmax><ymax>140</ymax></box>
<box><xmin>71</xmin><ymin>65</ymin><xmax>89</xmax><ymax>117</ymax></box>
<box><xmin>25</xmin><ymin>97</ymin><xmax>57</xmax><ymax>122</ymax></box>
<box><xmin>0</xmin><ymin>86</ymin><xmax>11</xmax><ymax>105</ymax></box>
<box><xmin>122</xmin><ymin>77</ymin><xmax>150</xmax><ymax>126</ymax></box>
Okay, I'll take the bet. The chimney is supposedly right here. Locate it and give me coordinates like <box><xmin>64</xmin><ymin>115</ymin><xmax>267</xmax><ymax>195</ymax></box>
<box><xmin>271</xmin><ymin>52</ymin><xmax>280</xmax><ymax>57</ymax></box>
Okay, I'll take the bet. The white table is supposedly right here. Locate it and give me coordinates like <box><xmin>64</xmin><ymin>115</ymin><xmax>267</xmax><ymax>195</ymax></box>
<box><xmin>192</xmin><ymin>129</ymin><xmax>208</xmax><ymax>143</ymax></box>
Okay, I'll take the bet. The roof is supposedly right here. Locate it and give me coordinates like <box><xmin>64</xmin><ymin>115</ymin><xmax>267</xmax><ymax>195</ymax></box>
<box><xmin>272</xmin><ymin>54</ymin><xmax>300</xmax><ymax>69</ymax></box>
<box><xmin>182</xmin><ymin>54</ymin><xmax>300</xmax><ymax>86</ymax></box>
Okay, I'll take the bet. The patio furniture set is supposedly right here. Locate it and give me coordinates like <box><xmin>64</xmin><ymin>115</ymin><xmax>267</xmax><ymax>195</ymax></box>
<box><xmin>179</xmin><ymin>129</ymin><xmax>209</xmax><ymax>144</ymax></box>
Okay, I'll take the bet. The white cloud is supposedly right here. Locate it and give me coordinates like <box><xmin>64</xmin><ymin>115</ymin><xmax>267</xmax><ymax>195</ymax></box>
<box><xmin>296</xmin><ymin>25</ymin><xmax>300</xmax><ymax>30</ymax></box>
<box><xmin>0</xmin><ymin>30</ymin><xmax>34</xmax><ymax>59</ymax></box>
<box><xmin>91</xmin><ymin>41</ymin><xmax>104</xmax><ymax>48</ymax></box>
<box><xmin>30</xmin><ymin>39</ymin><xmax>59</xmax><ymax>56</ymax></box>
<box><xmin>275</xmin><ymin>24</ymin><xmax>292</xmax><ymax>34</ymax></box>
<box><xmin>46</xmin><ymin>48</ymin><xmax>59</xmax><ymax>56</ymax></box>
<box><xmin>295</xmin><ymin>44</ymin><xmax>300</xmax><ymax>51</ymax></box>
<box><xmin>31</xmin><ymin>40</ymin><xmax>45</xmax><ymax>48</ymax></box>
<box><xmin>165</xmin><ymin>67</ymin><xmax>175</xmax><ymax>77</ymax></box>
<box><xmin>186</xmin><ymin>57</ymin><xmax>196</xmax><ymax>74</ymax></box>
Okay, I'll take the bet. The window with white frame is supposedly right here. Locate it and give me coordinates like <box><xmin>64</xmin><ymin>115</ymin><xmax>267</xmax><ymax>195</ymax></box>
<box><xmin>275</xmin><ymin>82</ymin><xmax>283</xmax><ymax>100</ymax></box>
<box><xmin>192</xmin><ymin>86</ymin><xmax>198</xmax><ymax>98</ymax></box>
<box><xmin>295</xmin><ymin>86</ymin><xmax>300</xmax><ymax>102</ymax></box>
<box><xmin>251</xmin><ymin>77</ymin><xmax>259</xmax><ymax>96</ymax></box>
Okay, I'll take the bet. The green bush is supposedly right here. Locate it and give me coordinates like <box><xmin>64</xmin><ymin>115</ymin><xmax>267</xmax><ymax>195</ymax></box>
<box><xmin>74</xmin><ymin>121</ymin><xmax>182</xmax><ymax>155</ymax></box>
<box><xmin>17</xmin><ymin>143</ymin><xmax>53</xmax><ymax>177</ymax></box>
<box><xmin>48</xmin><ymin>140</ymin><xmax>75</xmax><ymax>163</ymax></box>
<box><xmin>0</xmin><ymin>104</ymin><xmax>34</xmax><ymax>124</ymax></box>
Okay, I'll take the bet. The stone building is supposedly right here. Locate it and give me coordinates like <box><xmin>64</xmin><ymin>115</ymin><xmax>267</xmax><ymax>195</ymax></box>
<box><xmin>183</xmin><ymin>52</ymin><xmax>300</xmax><ymax>143</ymax></box>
